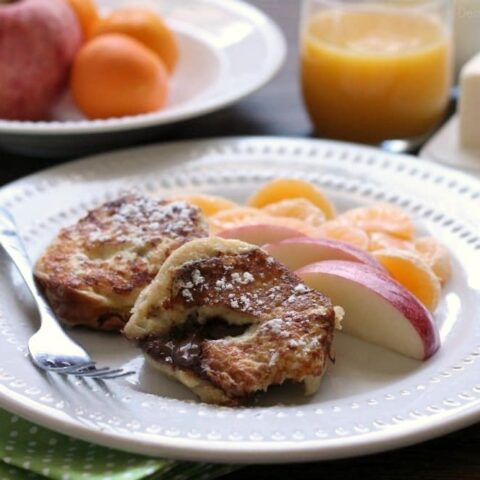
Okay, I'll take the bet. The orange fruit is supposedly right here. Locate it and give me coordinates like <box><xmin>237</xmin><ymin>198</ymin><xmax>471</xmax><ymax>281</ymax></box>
<box><xmin>337</xmin><ymin>203</ymin><xmax>415</xmax><ymax>239</ymax></box>
<box><xmin>71</xmin><ymin>34</ymin><xmax>169</xmax><ymax>119</ymax></box>
<box><xmin>92</xmin><ymin>8</ymin><xmax>179</xmax><ymax>73</ymax></box>
<box><xmin>414</xmin><ymin>236</ymin><xmax>452</xmax><ymax>284</ymax></box>
<box><xmin>316</xmin><ymin>221</ymin><xmax>370</xmax><ymax>250</ymax></box>
<box><xmin>248</xmin><ymin>178</ymin><xmax>336</xmax><ymax>219</ymax></box>
<box><xmin>66</xmin><ymin>0</ymin><xmax>99</xmax><ymax>38</ymax></box>
<box><xmin>209</xmin><ymin>208</ymin><xmax>321</xmax><ymax>236</ymax></box>
<box><xmin>168</xmin><ymin>194</ymin><xmax>237</xmax><ymax>217</ymax></box>
<box><xmin>248</xmin><ymin>216</ymin><xmax>322</xmax><ymax>236</ymax></box>
<box><xmin>262</xmin><ymin>198</ymin><xmax>326</xmax><ymax>227</ymax></box>
<box><xmin>373</xmin><ymin>249</ymin><xmax>441</xmax><ymax>311</ymax></box>
<box><xmin>209</xmin><ymin>207</ymin><xmax>266</xmax><ymax>234</ymax></box>
<box><xmin>369</xmin><ymin>232</ymin><xmax>415</xmax><ymax>252</ymax></box>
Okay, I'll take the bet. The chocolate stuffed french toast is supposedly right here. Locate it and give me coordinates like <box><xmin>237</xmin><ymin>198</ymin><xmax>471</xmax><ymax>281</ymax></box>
<box><xmin>124</xmin><ymin>237</ymin><xmax>340</xmax><ymax>405</ymax></box>
<box><xmin>34</xmin><ymin>194</ymin><xmax>208</xmax><ymax>331</ymax></box>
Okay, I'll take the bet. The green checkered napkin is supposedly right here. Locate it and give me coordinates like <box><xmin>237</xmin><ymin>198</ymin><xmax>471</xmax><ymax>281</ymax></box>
<box><xmin>0</xmin><ymin>409</ymin><xmax>237</xmax><ymax>480</ymax></box>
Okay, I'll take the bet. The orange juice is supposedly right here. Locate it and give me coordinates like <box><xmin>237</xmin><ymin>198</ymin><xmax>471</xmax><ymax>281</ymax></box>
<box><xmin>301</xmin><ymin>9</ymin><xmax>451</xmax><ymax>143</ymax></box>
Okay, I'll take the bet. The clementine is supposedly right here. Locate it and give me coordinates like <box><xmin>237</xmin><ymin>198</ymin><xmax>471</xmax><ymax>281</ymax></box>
<box><xmin>70</xmin><ymin>34</ymin><xmax>169</xmax><ymax>119</ymax></box>
<box><xmin>373</xmin><ymin>249</ymin><xmax>441</xmax><ymax>311</ymax></box>
<box><xmin>262</xmin><ymin>198</ymin><xmax>326</xmax><ymax>227</ymax></box>
<box><xmin>66</xmin><ymin>0</ymin><xmax>99</xmax><ymax>39</ymax></box>
<box><xmin>337</xmin><ymin>203</ymin><xmax>415</xmax><ymax>239</ymax></box>
<box><xmin>248</xmin><ymin>178</ymin><xmax>336</xmax><ymax>219</ymax></box>
<box><xmin>317</xmin><ymin>221</ymin><xmax>370</xmax><ymax>250</ymax></box>
<box><xmin>92</xmin><ymin>8</ymin><xmax>179</xmax><ymax>72</ymax></box>
<box><xmin>414</xmin><ymin>236</ymin><xmax>452</xmax><ymax>284</ymax></box>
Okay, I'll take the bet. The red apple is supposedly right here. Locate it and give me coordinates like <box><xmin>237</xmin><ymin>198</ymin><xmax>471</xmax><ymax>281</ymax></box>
<box><xmin>217</xmin><ymin>224</ymin><xmax>305</xmax><ymax>246</ymax></box>
<box><xmin>263</xmin><ymin>236</ymin><xmax>384</xmax><ymax>271</ymax></box>
<box><xmin>0</xmin><ymin>0</ymin><xmax>82</xmax><ymax>120</ymax></box>
<box><xmin>297</xmin><ymin>260</ymin><xmax>440</xmax><ymax>360</ymax></box>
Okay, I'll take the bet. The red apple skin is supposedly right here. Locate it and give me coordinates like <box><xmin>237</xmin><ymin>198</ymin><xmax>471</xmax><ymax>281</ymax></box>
<box><xmin>297</xmin><ymin>260</ymin><xmax>440</xmax><ymax>360</ymax></box>
<box><xmin>263</xmin><ymin>236</ymin><xmax>386</xmax><ymax>272</ymax></box>
<box><xmin>0</xmin><ymin>0</ymin><xmax>82</xmax><ymax>120</ymax></box>
<box><xmin>217</xmin><ymin>224</ymin><xmax>306</xmax><ymax>246</ymax></box>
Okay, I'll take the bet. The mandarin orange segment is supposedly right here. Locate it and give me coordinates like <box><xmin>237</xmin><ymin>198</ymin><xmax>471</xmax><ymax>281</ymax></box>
<box><xmin>316</xmin><ymin>221</ymin><xmax>370</xmax><ymax>250</ymax></box>
<box><xmin>92</xmin><ymin>8</ymin><xmax>179</xmax><ymax>72</ymax></box>
<box><xmin>248</xmin><ymin>178</ymin><xmax>336</xmax><ymax>219</ymax></box>
<box><xmin>414</xmin><ymin>237</ymin><xmax>452</xmax><ymax>284</ymax></box>
<box><xmin>369</xmin><ymin>232</ymin><xmax>415</xmax><ymax>252</ymax></box>
<box><xmin>67</xmin><ymin>0</ymin><xmax>100</xmax><ymax>39</ymax></box>
<box><xmin>249</xmin><ymin>216</ymin><xmax>322</xmax><ymax>236</ymax></box>
<box><xmin>168</xmin><ymin>194</ymin><xmax>237</xmax><ymax>217</ymax></box>
<box><xmin>70</xmin><ymin>34</ymin><xmax>168</xmax><ymax>119</ymax></box>
<box><xmin>262</xmin><ymin>198</ymin><xmax>326</xmax><ymax>227</ymax></box>
<box><xmin>208</xmin><ymin>207</ymin><xmax>266</xmax><ymax>234</ymax></box>
<box><xmin>373</xmin><ymin>249</ymin><xmax>441</xmax><ymax>311</ymax></box>
<box><xmin>209</xmin><ymin>208</ymin><xmax>321</xmax><ymax>236</ymax></box>
<box><xmin>337</xmin><ymin>203</ymin><xmax>415</xmax><ymax>239</ymax></box>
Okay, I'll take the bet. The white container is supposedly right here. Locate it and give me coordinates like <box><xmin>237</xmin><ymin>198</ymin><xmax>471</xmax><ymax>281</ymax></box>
<box><xmin>455</xmin><ymin>0</ymin><xmax>480</xmax><ymax>79</ymax></box>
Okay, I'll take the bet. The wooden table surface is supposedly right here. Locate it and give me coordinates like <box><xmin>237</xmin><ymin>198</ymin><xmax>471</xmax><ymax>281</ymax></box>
<box><xmin>0</xmin><ymin>1</ymin><xmax>478</xmax><ymax>478</ymax></box>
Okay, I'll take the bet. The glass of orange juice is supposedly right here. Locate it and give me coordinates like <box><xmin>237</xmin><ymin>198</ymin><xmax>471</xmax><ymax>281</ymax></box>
<box><xmin>300</xmin><ymin>0</ymin><xmax>453</xmax><ymax>149</ymax></box>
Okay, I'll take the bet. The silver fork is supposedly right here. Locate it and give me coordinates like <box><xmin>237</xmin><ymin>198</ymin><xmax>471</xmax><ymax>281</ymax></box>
<box><xmin>0</xmin><ymin>207</ymin><xmax>133</xmax><ymax>380</ymax></box>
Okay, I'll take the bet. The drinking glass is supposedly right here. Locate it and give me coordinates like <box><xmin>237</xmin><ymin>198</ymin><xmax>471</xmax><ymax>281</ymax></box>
<box><xmin>300</xmin><ymin>0</ymin><xmax>453</xmax><ymax>151</ymax></box>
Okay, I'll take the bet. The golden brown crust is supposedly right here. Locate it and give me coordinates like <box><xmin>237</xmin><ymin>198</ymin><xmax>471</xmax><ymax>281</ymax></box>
<box><xmin>34</xmin><ymin>194</ymin><xmax>208</xmax><ymax>331</ymax></box>
<box><xmin>125</xmin><ymin>237</ymin><xmax>337</xmax><ymax>405</ymax></box>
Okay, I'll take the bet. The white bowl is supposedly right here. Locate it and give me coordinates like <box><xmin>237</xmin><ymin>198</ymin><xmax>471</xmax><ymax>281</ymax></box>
<box><xmin>0</xmin><ymin>0</ymin><xmax>286</xmax><ymax>157</ymax></box>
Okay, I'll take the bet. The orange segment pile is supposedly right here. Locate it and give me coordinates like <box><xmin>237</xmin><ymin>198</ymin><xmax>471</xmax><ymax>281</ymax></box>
<box><xmin>181</xmin><ymin>177</ymin><xmax>450</xmax><ymax>313</ymax></box>
<box><xmin>373</xmin><ymin>249</ymin><xmax>441</xmax><ymax>311</ymax></box>
<box><xmin>71</xmin><ymin>34</ymin><xmax>169</xmax><ymax>119</ymax></box>
<box><xmin>317</xmin><ymin>221</ymin><xmax>370</xmax><ymax>250</ymax></box>
<box><xmin>337</xmin><ymin>203</ymin><xmax>415</xmax><ymax>239</ymax></box>
<box><xmin>209</xmin><ymin>208</ymin><xmax>268</xmax><ymax>234</ymax></box>
<box><xmin>92</xmin><ymin>8</ymin><xmax>179</xmax><ymax>72</ymax></box>
<box><xmin>248</xmin><ymin>178</ymin><xmax>336</xmax><ymax>219</ymax></box>
<box><xmin>414</xmin><ymin>237</ymin><xmax>452</xmax><ymax>284</ymax></box>
<box><xmin>209</xmin><ymin>207</ymin><xmax>320</xmax><ymax>236</ymax></box>
<box><xmin>262</xmin><ymin>198</ymin><xmax>326</xmax><ymax>227</ymax></box>
<box><xmin>369</xmin><ymin>232</ymin><xmax>415</xmax><ymax>252</ymax></box>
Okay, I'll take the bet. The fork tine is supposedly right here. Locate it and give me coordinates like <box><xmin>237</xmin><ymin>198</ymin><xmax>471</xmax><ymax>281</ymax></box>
<box><xmin>75</xmin><ymin>369</ymin><xmax>134</xmax><ymax>379</ymax></box>
<box><xmin>48</xmin><ymin>362</ymin><xmax>97</xmax><ymax>374</ymax></box>
<box><xmin>94</xmin><ymin>370</ymin><xmax>135</xmax><ymax>380</ymax></box>
<box><xmin>71</xmin><ymin>368</ymin><xmax>128</xmax><ymax>379</ymax></box>
<box><xmin>72</xmin><ymin>367</ymin><xmax>112</xmax><ymax>377</ymax></box>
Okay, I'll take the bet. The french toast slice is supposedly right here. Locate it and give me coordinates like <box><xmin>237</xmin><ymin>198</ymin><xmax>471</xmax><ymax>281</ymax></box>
<box><xmin>34</xmin><ymin>194</ymin><xmax>208</xmax><ymax>331</ymax></box>
<box><xmin>124</xmin><ymin>237</ymin><xmax>340</xmax><ymax>405</ymax></box>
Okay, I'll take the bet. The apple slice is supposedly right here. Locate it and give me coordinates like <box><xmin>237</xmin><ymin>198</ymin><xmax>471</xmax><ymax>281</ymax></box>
<box><xmin>297</xmin><ymin>260</ymin><xmax>440</xmax><ymax>360</ymax></box>
<box><xmin>264</xmin><ymin>236</ymin><xmax>384</xmax><ymax>271</ymax></box>
<box><xmin>217</xmin><ymin>224</ymin><xmax>305</xmax><ymax>246</ymax></box>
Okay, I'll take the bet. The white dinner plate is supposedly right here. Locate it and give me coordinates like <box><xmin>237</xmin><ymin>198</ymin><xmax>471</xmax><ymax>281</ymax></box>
<box><xmin>0</xmin><ymin>0</ymin><xmax>285</xmax><ymax>157</ymax></box>
<box><xmin>0</xmin><ymin>137</ymin><xmax>479</xmax><ymax>463</ymax></box>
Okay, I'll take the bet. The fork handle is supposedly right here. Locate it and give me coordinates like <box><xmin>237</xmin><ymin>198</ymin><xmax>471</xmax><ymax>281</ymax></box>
<box><xmin>0</xmin><ymin>212</ymin><xmax>56</xmax><ymax>321</ymax></box>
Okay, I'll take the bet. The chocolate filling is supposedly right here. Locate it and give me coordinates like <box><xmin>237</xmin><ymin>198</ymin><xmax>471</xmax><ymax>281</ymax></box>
<box><xmin>139</xmin><ymin>315</ymin><xmax>249</xmax><ymax>372</ymax></box>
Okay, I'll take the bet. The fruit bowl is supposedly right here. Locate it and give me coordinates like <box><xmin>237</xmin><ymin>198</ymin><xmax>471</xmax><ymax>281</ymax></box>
<box><xmin>0</xmin><ymin>0</ymin><xmax>285</xmax><ymax>157</ymax></box>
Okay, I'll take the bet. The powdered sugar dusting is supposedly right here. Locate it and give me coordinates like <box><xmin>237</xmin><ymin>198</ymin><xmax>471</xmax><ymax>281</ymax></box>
<box><xmin>192</xmin><ymin>269</ymin><xmax>205</xmax><ymax>286</ymax></box>
<box><xmin>269</xmin><ymin>350</ymin><xmax>279</xmax><ymax>366</ymax></box>
<box><xmin>265</xmin><ymin>318</ymin><xmax>283</xmax><ymax>334</ymax></box>
<box><xmin>86</xmin><ymin>196</ymin><xmax>203</xmax><ymax>247</ymax></box>
<box><xmin>294</xmin><ymin>284</ymin><xmax>309</xmax><ymax>294</ymax></box>
<box><xmin>182</xmin><ymin>289</ymin><xmax>193</xmax><ymax>302</ymax></box>
<box><xmin>231</xmin><ymin>272</ymin><xmax>255</xmax><ymax>285</ymax></box>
